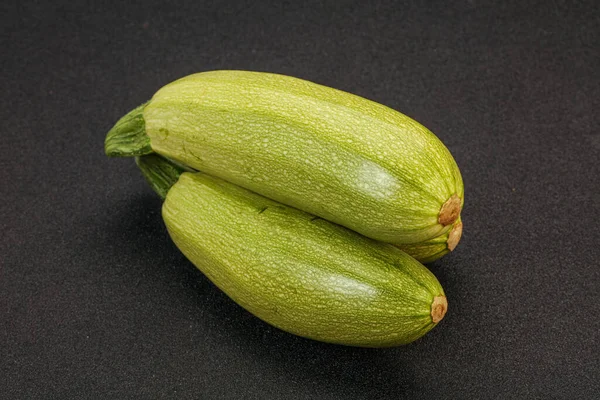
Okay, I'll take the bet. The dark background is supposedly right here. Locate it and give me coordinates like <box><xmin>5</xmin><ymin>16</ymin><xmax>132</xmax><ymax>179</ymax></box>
<box><xmin>2</xmin><ymin>0</ymin><xmax>599</xmax><ymax>398</ymax></box>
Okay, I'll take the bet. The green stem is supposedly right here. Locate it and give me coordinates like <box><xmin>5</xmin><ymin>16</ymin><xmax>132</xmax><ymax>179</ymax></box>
<box><xmin>105</xmin><ymin>102</ymin><xmax>153</xmax><ymax>157</ymax></box>
<box><xmin>135</xmin><ymin>154</ymin><xmax>191</xmax><ymax>199</ymax></box>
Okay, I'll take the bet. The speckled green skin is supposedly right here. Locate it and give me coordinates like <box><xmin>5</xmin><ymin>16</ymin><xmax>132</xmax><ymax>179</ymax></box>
<box><xmin>144</xmin><ymin>70</ymin><xmax>463</xmax><ymax>244</ymax></box>
<box><xmin>163</xmin><ymin>172</ymin><xmax>446</xmax><ymax>347</ymax></box>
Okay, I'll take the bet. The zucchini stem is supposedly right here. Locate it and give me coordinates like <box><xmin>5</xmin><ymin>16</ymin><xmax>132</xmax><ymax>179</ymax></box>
<box><xmin>135</xmin><ymin>154</ymin><xmax>190</xmax><ymax>199</ymax></box>
<box><xmin>105</xmin><ymin>102</ymin><xmax>153</xmax><ymax>157</ymax></box>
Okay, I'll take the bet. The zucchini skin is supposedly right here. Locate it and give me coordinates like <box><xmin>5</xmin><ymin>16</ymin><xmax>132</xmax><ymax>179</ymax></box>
<box><xmin>139</xmin><ymin>70</ymin><xmax>463</xmax><ymax>244</ymax></box>
<box><xmin>161</xmin><ymin>169</ymin><xmax>447</xmax><ymax>347</ymax></box>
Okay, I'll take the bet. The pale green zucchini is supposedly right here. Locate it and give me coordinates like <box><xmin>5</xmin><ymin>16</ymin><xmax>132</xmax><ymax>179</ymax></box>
<box><xmin>107</xmin><ymin>70</ymin><xmax>463</xmax><ymax>245</ymax></box>
<box><xmin>398</xmin><ymin>217</ymin><xmax>462</xmax><ymax>263</ymax></box>
<box><xmin>136</xmin><ymin>154</ymin><xmax>448</xmax><ymax>347</ymax></box>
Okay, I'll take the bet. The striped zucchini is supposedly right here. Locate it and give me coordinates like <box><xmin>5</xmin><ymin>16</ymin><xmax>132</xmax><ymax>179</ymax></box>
<box><xmin>107</xmin><ymin>70</ymin><xmax>463</xmax><ymax>245</ymax></box>
<box><xmin>398</xmin><ymin>217</ymin><xmax>463</xmax><ymax>263</ymax></box>
<box><xmin>136</xmin><ymin>154</ymin><xmax>448</xmax><ymax>347</ymax></box>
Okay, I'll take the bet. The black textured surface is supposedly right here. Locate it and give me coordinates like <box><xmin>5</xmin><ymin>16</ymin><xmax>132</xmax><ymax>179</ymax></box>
<box><xmin>2</xmin><ymin>1</ymin><xmax>599</xmax><ymax>398</ymax></box>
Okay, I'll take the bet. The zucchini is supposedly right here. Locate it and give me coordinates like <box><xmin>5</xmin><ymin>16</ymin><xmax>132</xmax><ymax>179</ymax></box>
<box><xmin>136</xmin><ymin>154</ymin><xmax>448</xmax><ymax>347</ymax></box>
<box><xmin>398</xmin><ymin>217</ymin><xmax>462</xmax><ymax>263</ymax></box>
<box><xmin>107</xmin><ymin>70</ymin><xmax>463</xmax><ymax>245</ymax></box>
